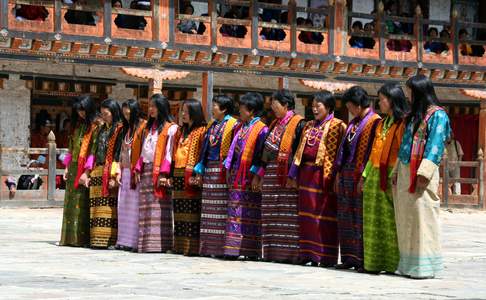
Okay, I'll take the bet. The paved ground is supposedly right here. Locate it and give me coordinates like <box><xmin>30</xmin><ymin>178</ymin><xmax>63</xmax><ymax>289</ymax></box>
<box><xmin>1</xmin><ymin>208</ymin><xmax>486</xmax><ymax>300</ymax></box>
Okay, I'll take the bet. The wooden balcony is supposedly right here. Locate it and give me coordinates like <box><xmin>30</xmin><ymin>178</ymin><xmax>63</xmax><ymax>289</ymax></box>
<box><xmin>1</xmin><ymin>0</ymin><xmax>486</xmax><ymax>86</ymax></box>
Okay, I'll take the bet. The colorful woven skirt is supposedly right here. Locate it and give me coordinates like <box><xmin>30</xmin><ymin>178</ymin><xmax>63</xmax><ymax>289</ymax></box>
<box><xmin>362</xmin><ymin>166</ymin><xmax>399</xmax><ymax>273</ymax></box>
<box><xmin>59</xmin><ymin>160</ymin><xmax>90</xmax><ymax>247</ymax></box>
<box><xmin>337</xmin><ymin>162</ymin><xmax>364</xmax><ymax>268</ymax></box>
<box><xmin>394</xmin><ymin>161</ymin><xmax>443</xmax><ymax>278</ymax></box>
<box><xmin>137</xmin><ymin>163</ymin><xmax>174</xmax><ymax>253</ymax></box>
<box><xmin>172</xmin><ymin>168</ymin><xmax>202</xmax><ymax>256</ymax></box>
<box><xmin>224</xmin><ymin>172</ymin><xmax>262</xmax><ymax>258</ymax></box>
<box><xmin>199</xmin><ymin>160</ymin><xmax>229</xmax><ymax>257</ymax></box>
<box><xmin>297</xmin><ymin>162</ymin><xmax>338</xmax><ymax>265</ymax></box>
<box><xmin>261</xmin><ymin>162</ymin><xmax>300</xmax><ymax>263</ymax></box>
<box><xmin>89</xmin><ymin>166</ymin><xmax>118</xmax><ymax>248</ymax></box>
<box><xmin>116</xmin><ymin>168</ymin><xmax>140</xmax><ymax>250</ymax></box>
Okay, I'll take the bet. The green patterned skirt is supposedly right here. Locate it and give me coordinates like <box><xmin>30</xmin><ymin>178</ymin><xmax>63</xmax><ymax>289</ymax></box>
<box><xmin>362</xmin><ymin>166</ymin><xmax>399</xmax><ymax>273</ymax></box>
<box><xmin>59</xmin><ymin>160</ymin><xmax>90</xmax><ymax>247</ymax></box>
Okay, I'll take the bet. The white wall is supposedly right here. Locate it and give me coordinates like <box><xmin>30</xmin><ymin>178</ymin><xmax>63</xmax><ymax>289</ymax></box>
<box><xmin>429</xmin><ymin>0</ymin><xmax>451</xmax><ymax>31</ymax></box>
<box><xmin>282</xmin><ymin>0</ymin><xmax>310</xmax><ymax>18</ymax></box>
<box><xmin>351</xmin><ymin>0</ymin><xmax>374</xmax><ymax>27</ymax></box>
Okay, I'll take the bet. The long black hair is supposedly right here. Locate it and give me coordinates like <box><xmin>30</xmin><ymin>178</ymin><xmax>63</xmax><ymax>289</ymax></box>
<box><xmin>100</xmin><ymin>98</ymin><xmax>122</xmax><ymax>125</ymax></box>
<box><xmin>147</xmin><ymin>93</ymin><xmax>174</xmax><ymax>132</ymax></box>
<box><xmin>121</xmin><ymin>99</ymin><xmax>142</xmax><ymax>134</ymax></box>
<box><xmin>377</xmin><ymin>83</ymin><xmax>410</xmax><ymax>120</ymax></box>
<box><xmin>406</xmin><ymin>75</ymin><xmax>441</xmax><ymax>133</ymax></box>
<box><xmin>72</xmin><ymin>95</ymin><xmax>97</xmax><ymax>129</ymax></box>
<box><xmin>182</xmin><ymin>99</ymin><xmax>206</xmax><ymax>133</ymax></box>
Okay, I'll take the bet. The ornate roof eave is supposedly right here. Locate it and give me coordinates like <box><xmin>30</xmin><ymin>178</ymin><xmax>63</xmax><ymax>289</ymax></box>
<box><xmin>299</xmin><ymin>79</ymin><xmax>355</xmax><ymax>93</ymax></box>
<box><xmin>460</xmin><ymin>89</ymin><xmax>486</xmax><ymax>100</ymax></box>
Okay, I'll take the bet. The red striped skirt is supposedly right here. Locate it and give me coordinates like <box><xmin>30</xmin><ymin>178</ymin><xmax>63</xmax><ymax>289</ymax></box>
<box><xmin>297</xmin><ymin>162</ymin><xmax>338</xmax><ymax>265</ymax></box>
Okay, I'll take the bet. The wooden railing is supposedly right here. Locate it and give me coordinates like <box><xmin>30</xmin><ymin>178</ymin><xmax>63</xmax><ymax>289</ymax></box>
<box><xmin>3</xmin><ymin>0</ymin><xmax>486</xmax><ymax>70</ymax></box>
<box><xmin>440</xmin><ymin>149</ymin><xmax>484</xmax><ymax>209</ymax></box>
<box><xmin>0</xmin><ymin>131</ymin><xmax>65</xmax><ymax>205</ymax></box>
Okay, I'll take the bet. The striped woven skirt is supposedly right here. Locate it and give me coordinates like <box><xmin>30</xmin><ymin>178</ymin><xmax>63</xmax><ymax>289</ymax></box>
<box><xmin>116</xmin><ymin>168</ymin><xmax>140</xmax><ymax>250</ymax></box>
<box><xmin>261</xmin><ymin>162</ymin><xmax>300</xmax><ymax>264</ymax></box>
<box><xmin>199</xmin><ymin>160</ymin><xmax>229</xmax><ymax>257</ymax></box>
<box><xmin>172</xmin><ymin>168</ymin><xmax>202</xmax><ymax>256</ymax></box>
<box><xmin>337</xmin><ymin>162</ymin><xmax>364</xmax><ymax>268</ymax></box>
<box><xmin>297</xmin><ymin>162</ymin><xmax>338</xmax><ymax>265</ymax></box>
<box><xmin>89</xmin><ymin>166</ymin><xmax>118</xmax><ymax>248</ymax></box>
<box><xmin>224</xmin><ymin>171</ymin><xmax>262</xmax><ymax>258</ymax></box>
<box><xmin>137</xmin><ymin>163</ymin><xmax>174</xmax><ymax>253</ymax></box>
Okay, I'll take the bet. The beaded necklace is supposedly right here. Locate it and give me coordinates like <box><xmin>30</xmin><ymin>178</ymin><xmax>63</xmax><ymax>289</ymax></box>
<box><xmin>209</xmin><ymin>120</ymin><xmax>225</xmax><ymax>147</ymax></box>
<box><xmin>306</xmin><ymin>119</ymin><xmax>327</xmax><ymax>147</ymax></box>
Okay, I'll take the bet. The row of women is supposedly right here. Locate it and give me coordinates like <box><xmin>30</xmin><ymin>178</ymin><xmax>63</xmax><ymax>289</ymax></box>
<box><xmin>59</xmin><ymin>74</ymin><xmax>450</xmax><ymax>279</ymax></box>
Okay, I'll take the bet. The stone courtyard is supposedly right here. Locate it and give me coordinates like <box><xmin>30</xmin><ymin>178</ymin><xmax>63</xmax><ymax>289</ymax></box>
<box><xmin>1</xmin><ymin>208</ymin><xmax>485</xmax><ymax>300</ymax></box>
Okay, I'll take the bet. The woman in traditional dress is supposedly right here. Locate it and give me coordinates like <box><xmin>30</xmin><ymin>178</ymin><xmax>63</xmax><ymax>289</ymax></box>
<box><xmin>134</xmin><ymin>94</ymin><xmax>178</xmax><ymax>253</ymax></box>
<box><xmin>334</xmin><ymin>86</ymin><xmax>381</xmax><ymax>272</ymax></box>
<box><xmin>288</xmin><ymin>91</ymin><xmax>347</xmax><ymax>267</ymax></box>
<box><xmin>223</xmin><ymin>92</ymin><xmax>269</xmax><ymax>259</ymax></box>
<box><xmin>194</xmin><ymin>95</ymin><xmax>238</xmax><ymax>257</ymax></box>
<box><xmin>392</xmin><ymin>75</ymin><xmax>450</xmax><ymax>279</ymax></box>
<box><xmin>114</xmin><ymin>99</ymin><xmax>147</xmax><ymax>251</ymax></box>
<box><xmin>255</xmin><ymin>89</ymin><xmax>305</xmax><ymax>264</ymax></box>
<box><xmin>172</xmin><ymin>99</ymin><xmax>206</xmax><ymax>256</ymax></box>
<box><xmin>59</xmin><ymin>95</ymin><xmax>98</xmax><ymax>247</ymax></box>
<box><xmin>84</xmin><ymin>99</ymin><xmax>124</xmax><ymax>249</ymax></box>
<box><xmin>362</xmin><ymin>83</ymin><xmax>409</xmax><ymax>273</ymax></box>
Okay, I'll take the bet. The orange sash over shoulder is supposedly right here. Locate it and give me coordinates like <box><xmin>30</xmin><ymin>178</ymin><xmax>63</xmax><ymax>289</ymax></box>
<box><xmin>152</xmin><ymin>122</ymin><xmax>174</xmax><ymax>198</ymax></box>
<box><xmin>274</xmin><ymin>114</ymin><xmax>304</xmax><ymax>185</ymax></box>
<box><xmin>102</xmin><ymin>123</ymin><xmax>124</xmax><ymax>197</ymax></box>
<box><xmin>74</xmin><ymin>123</ymin><xmax>97</xmax><ymax>189</ymax></box>
<box><xmin>234</xmin><ymin>120</ymin><xmax>266</xmax><ymax>189</ymax></box>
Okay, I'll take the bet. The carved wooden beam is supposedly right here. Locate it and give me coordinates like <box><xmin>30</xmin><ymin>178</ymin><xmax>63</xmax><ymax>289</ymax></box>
<box><xmin>121</xmin><ymin>67</ymin><xmax>190</xmax><ymax>96</ymax></box>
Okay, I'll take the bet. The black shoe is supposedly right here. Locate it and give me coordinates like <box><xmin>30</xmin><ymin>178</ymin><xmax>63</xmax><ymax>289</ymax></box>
<box><xmin>335</xmin><ymin>263</ymin><xmax>353</xmax><ymax>270</ymax></box>
<box><xmin>320</xmin><ymin>262</ymin><xmax>335</xmax><ymax>268</ymax></box>
<box><xmin>223</xmin><ymin>256</ymin><xmax>238</xmax><ymax>261</ymax></box>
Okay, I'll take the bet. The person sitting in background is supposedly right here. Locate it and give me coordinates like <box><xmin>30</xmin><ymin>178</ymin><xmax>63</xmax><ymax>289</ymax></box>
<box><xmin>177</xmin><ymin>4</ymin><xmax>197</xmax><ymax>34</ymax></box>
<box><xmin>424</xmin><ymin>27</ymin><xmax>448</xmax><ymax>54</ymax></box>
<box><xmin>220</xmin><ymin>9</ymin><xmax>247</xmax><ymax>38</ymax></box>
<box><xmin>134</xmin><ymin>0</ymin><xmax>151</xmax><ymax>10</ymax></box>
<box><xmin>386</xmin><ymin>23</ymin><xmax>413</xmax><ymax>52</ymax></box>
<box><xmin>298</xmin><ymin>17</ymin><xmax>313</xmax><ymax>44</ymax></box>
<box><xmin>363</xmin><ymin>22</ymin><xmax>376</xmax><ymax>49</ymax></box>
<box><xmin>114</xmin><ymin>0</ymin><xmax>147</xmax><ymax>30</ymax></box>
<box><xmin>30</xmin><ymin>119</ymin><xmax>54</xmax><ymax>169</ymax></box>
<box><xmin>197</xmin><ymin>13</ymin><xmax>209</xmax><ymax>35</ymax></box>
<box><xmin>459</xmin><ymin>29</ymin><xmax>474</xmax><ymax>56</ymax></box>
<box><xmin>64</xmin><ymin>8</ymin><xmax>96</xmax><ymax>26</ymax></box>
<box><xmin>15</xmin><ymin>4</ymin><xmax>49</xmax><ymax>21</ymax></box>
<box><xmin>349</xmin><ymin>21</ymin><xmax>364</xmax><ymax>49</ymax></box>
<box><xmin>5</xmin><ymin>176</ymin><xmax>17</xmax><ymax>199</ymax></box>
<box><xmin>439</xmin><ymin>29</ymin><xmax>451</xmax><ymax>53</ymax></box>
<box><xmin>306</xmin><ymin>18</ymin><xmax>324</xmax><ymax>44</ymax></box>
<box><xmin>260</xmin><ymin>19</ymin><xmax>281</xmax><ymax>41</ymax></box>
<box><xmin>259</xmin><ymin>12</ymin><xmax>286</xmax><ymax>42</ymax></box>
